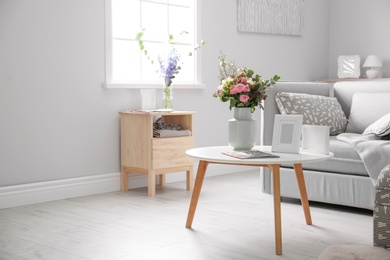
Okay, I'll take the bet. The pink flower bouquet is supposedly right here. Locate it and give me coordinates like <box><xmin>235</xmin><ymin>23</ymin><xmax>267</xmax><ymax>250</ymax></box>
<box><xmin>213</xmin><ymin>52</ymin><xmax>280</xmax><ymax>112</ymax></box>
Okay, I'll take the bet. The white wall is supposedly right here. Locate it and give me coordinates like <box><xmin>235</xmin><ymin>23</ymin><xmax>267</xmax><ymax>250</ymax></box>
<box><xmin>185</xmin><ymin>0</ymin><xmax>330</xmax><ymax>150</ymax></box>
<box><xmin>328</xmin><ymin>0</ymin><xmax>390</xmax><ymax>78</ymax></box>
<box><xmin>0</xmin><ymin>0</ymin><xmax>330</xmax><ymax>188</ymax></box>
<box><xmin>0</xmin><ymin>0</ymin><xmax>127</xmax><ymax>186</ymax></box>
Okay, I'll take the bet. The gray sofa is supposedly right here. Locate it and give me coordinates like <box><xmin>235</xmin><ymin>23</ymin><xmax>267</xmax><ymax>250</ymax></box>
<box><xmin>260</xmin><ymin>80</ymin><xmax>390</xmax><ymax>210</ymax></box>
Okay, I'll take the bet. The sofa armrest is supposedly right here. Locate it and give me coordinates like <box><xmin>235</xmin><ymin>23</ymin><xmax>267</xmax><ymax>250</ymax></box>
<box><xmin>261</xmin><ymin>82</ymin><xmax>332</xmax><ymax>145</ymax></box>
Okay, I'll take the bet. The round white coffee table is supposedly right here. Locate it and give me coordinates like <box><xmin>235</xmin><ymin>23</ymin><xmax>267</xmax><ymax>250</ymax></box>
<box><xmin>185</xmin><ymin>145</ymin><xmax>333</xmax><ymax>255</ymax></box>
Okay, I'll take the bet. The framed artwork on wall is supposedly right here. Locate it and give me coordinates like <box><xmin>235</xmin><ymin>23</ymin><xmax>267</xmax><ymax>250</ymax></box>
<box><xmin>337</xmin><ymin>55</ymin><xmax>361</xmax><ymax>79</ymax></box>
<box><xmin>237</xmin><ymin>0</ymin><xmax>304</xmax><ymax>36</ymax></box>
<box><xmin>272</xmin><ymin>115</ymin><xmax>303</xmax><ymax>154</ymax></box>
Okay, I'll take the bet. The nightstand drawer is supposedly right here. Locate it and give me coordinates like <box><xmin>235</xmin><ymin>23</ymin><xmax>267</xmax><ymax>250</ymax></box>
<box><xmin>152</xmin><ymin>136</ymin><xmax>194</xmax><ymax>169</ymax></box>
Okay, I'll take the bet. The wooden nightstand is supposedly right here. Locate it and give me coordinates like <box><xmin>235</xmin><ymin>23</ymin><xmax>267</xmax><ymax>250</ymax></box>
<box><xmin>119</xmin><ymin>111</ymin><xmax>195</xmax><ymax>196</ymax></box>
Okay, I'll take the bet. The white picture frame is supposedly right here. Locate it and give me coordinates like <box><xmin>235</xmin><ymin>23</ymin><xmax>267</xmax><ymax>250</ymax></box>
<box><xmin>272</xmin><ymin>115</ymin><xmax>303</xmax><ymax>154</ymax></box>
<box><xmin>301</xmin><ymin>125</ymin><xmax>330</xmax><ymax>155</ymax></box>
<box><xmin>337</xmin><ymin>55</ymin><xmax>361</xmax><ymax>79</ymax></box>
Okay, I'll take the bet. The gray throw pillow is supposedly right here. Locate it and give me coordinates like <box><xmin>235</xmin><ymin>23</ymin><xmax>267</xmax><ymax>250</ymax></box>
<box><xmin>275</xmin><ymin>92</ymin><xmax>347</xmax><ymax>135</ymax></box>
<box><xmin>363</xmin><ymin>113</ymin><xmax>390</xmax><ymax>137</ymax></box>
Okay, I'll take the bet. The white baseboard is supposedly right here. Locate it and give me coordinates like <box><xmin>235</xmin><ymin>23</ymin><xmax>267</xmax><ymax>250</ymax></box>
<box><xmin>0</xmin><ymin>164</ymin><xmax>253</xmax><ymax>209</ymax></box>
<box><xmin>0</xmin><ymin>173</ymin><xmax>120</xmax><ymax>210</ymax></box>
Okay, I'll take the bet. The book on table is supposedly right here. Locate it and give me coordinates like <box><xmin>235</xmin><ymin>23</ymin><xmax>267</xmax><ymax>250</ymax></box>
<box><xmin>222</xmin><ymin>150</ymin><xmax>280</xmax><ymax>159</ymax></box>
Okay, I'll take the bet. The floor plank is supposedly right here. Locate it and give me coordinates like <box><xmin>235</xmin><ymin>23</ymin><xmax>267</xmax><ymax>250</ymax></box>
<box><xmin>0</xmin><ymin>170</ymin><xmax>373</xmax><ymax>259</ymax></box>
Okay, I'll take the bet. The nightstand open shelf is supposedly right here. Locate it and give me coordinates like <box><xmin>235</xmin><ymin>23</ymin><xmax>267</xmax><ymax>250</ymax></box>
<box><xmin>119</xmin><ymin>111</ymin><xmax>195</xmax><ymax>196</ymax></box>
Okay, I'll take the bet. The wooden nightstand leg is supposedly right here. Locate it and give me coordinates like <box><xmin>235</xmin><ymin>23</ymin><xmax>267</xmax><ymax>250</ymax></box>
<box><xmin>120</xmin><ymin>166</ymin><xmax>128</xmax><ymax>192</ymax></box>
<box><xmin>186</xmin><ymin>167</ymin><xmax>194</xmax><ymax>190</ymax></box>
<box><xmin>148</xmin><ymin>170</ymin><xmax>156</xmax><ymax>196</ymax></box>
<box><xmin>158</xmin><ymin>174</ymin><xmax>166</xmax><ymax>187</ymax></box>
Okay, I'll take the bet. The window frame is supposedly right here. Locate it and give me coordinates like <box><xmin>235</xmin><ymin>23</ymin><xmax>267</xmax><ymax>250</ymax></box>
<box><xmin>103</xmin><ymin>0</ymin><xmax>205</xmax><ymax>89</ymax></box>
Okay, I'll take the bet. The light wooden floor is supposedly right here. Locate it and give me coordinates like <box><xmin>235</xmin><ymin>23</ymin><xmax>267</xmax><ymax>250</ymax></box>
<box><xmin>0</xmin><ymin>170</ymin><xmax>373</xmax><ymax>260</ymax></box>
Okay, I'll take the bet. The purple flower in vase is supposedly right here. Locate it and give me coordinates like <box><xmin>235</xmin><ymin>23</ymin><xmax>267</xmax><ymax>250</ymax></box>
<box><xmin>158</xmin><ymin>48</ymin><xmax>181</xmax><ymax>87</ymax></box>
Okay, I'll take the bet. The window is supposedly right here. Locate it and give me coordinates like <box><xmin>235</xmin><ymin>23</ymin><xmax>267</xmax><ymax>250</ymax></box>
<box><xmin>104</xmin><ymin>0</ymin><xmax>204</xmax><ymax>89</ymax></box>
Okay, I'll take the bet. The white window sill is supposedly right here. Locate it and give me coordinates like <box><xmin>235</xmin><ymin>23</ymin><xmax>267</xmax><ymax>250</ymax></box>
<box><xmin>103</xmin><ymin>82</ymin><xmax>206</xmax><ymax>89</ymax></box>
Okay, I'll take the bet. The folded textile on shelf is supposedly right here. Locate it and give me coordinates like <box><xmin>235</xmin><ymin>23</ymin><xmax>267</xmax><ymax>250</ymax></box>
<box><xmin>153</xmin><ymin>129</ymin><xmax>192</xmax><ymax>138</ymax></box>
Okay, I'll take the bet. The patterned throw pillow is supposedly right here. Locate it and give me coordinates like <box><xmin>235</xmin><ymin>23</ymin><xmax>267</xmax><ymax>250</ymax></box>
<box><xmin>363</xmin><ymin>113</ymin><xmax>390</xmax><ymax>137</ymax></box>
<box><xmin>275</xmin><ymin>92</ymin><xmax>347</xmax><ymax>135</ymax></box>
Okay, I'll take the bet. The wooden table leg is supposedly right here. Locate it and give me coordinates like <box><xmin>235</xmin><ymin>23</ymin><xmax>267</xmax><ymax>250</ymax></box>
<box><xmin>147</xmin><ymin>170</ymin><xmax>156</xmax><ymax>196</ymax></box>
<box><xmin>185</xmin><ymin>160</ymin><xmax>209</xmax><ymax>228</ymax></box>
<box><xmin>268</xmin><ymin>164</ymin><xmax>282</xmax><ymax>255</ymax></box>
<box><xmin>294</xmin><ymin>163</ymin><xmax>312</xmax><ymax>225</ymax></box>
<box><xmin>120</xmin><ymin>166</ymin><xmax>128</xmax><ymax>192</ymax></box>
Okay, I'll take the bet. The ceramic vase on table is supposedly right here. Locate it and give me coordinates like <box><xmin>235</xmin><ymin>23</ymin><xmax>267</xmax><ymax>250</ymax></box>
<box><xmin>228</xmin><ymin>107</ymin><xmax>256</xmax><ymax>151</ymax></box>
<box><xmin>162</xmin><ymin>85</ymin><xmax>173</xmax><ymax>111</ymax></box>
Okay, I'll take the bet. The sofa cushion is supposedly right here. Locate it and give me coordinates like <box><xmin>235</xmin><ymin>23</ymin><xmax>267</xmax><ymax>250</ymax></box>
<box><xmin>285</xmin><ymin>137</ymin><xmax>367</xmax><ymax>176</ymax></box>
<box><xmin>275</xmin><ymin>92</ymin><xmax>347</xmax><ymax>135</ymax></box>
<box><xmin>363</xmin><ymin>113</ymin><xmax>390</xmax><ymax>137</ymax></box>
<box><xmin>346</xmin><ymin>93</ymin><xmax>390</xmax><ymax>133</ymax></box>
